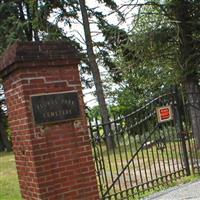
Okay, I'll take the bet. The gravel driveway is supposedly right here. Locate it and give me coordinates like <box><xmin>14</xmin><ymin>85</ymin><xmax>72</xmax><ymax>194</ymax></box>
<box><xmin>144</xmin><ymin>180</ymin><xmax>200</xmax><ymax>200</ymax></box>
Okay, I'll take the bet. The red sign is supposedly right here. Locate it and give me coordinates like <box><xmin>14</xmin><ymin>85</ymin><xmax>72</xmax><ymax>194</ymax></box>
<box><xmin>156</xmin><ymin>106</ymin><xmax>173</xmax><ymax>123</ymax></box>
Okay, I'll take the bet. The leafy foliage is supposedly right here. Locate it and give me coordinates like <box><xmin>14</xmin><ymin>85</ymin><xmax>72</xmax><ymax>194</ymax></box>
<box><xmin>0</xmin><ymin>0</ymin><xmax>81</xmax><ymax>53</ymax></box>
<box><xmin>102</xmin><ymin>0</ymin><xmax>200</xmax><ymax>114</ymax></box>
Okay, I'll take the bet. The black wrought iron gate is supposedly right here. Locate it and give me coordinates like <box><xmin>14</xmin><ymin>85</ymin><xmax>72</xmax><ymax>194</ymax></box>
<box><xmin>88</xmin><ymin>89</ymin><xmax>200</xmax><ymax>200</ymax></box>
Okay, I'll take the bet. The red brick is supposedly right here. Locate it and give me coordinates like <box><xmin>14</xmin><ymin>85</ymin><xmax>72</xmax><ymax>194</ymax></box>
<box><xmin>0</xmin><ymin>42</ymin><xmax>99</xmax><ymax>200</ymax></box>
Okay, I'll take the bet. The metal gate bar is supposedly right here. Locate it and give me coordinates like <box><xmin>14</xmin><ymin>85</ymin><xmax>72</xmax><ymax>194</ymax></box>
<box><xmin>88</xmin><ymin>89</ymin><xmax>200</xmax><ymax>199</ymax></box>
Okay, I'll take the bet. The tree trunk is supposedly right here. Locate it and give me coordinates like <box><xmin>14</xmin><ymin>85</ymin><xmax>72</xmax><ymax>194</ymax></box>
<box><xmin>0</xmin><ymin>106</ymin><xmax>11</xmax><ymax>151</ymax></box>
<box><xmin>175</xmin><ymin>1</ymin><xmax>200</xmax><ymax>148</ymax></box>
<box><xmin>0</xmin><ymin>124</ymin><xmax>11</xmax><ymax>151</ymax></box>
<box><xmin>0</xmin><ymin>133</ymin><xmax>5</xmax><ymax>151</ymax></box>
<box><xmin>184</xmin><ymin>78</ymin><xmax>200</xmax><ymax>149</ymax></box>
<box><xmin>79</xmin><ymin>0</ymin><xmax>115</xmax><ymax>149</ymax></box>
<box><xmin>0</xmin><ymin>131</ymin><xmax>11</xmax><ymax>151</ymax></box>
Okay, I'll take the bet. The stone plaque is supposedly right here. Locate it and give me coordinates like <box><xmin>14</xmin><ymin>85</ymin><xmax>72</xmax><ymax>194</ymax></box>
<box><xmin>31</xmin><ymin>92</ymin><xmax>81</xmax><ymax>124</ymax></box>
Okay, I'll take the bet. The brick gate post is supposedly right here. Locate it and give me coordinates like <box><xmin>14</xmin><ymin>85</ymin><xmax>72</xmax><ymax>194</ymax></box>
<box><xmin>0</xmin><ymin>42</ymin><xmax>99</xmax><ymax>200</ymax></box>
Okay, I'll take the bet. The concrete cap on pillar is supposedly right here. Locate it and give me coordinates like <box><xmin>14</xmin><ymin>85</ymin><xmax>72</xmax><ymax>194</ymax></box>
<box><xmin>0</xmin><ymin>41</ymin><xmax>81</xmax><ymax>78</ymax></box>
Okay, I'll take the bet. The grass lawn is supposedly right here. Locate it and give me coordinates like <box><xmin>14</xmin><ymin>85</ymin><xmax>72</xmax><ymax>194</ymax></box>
<box><xmin>0</xmin><ymin>152</ymin><xmax>21</xmax><ymax>200</ymax></box>
<box><xmin>0</xmin><ymin>151</ymin><xmax>200</xmax><ymax>200</ymax></box>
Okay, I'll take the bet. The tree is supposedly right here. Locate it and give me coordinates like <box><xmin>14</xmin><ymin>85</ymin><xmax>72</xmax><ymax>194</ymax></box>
<box><xmin>109</xmin><ymin>0</ymin><xmax>200</xmax><ymax>147</ymax></box>
<box><xmin>113</xmin><ymin>64</ymin><xmax>173</xmax><ymax>114</ymax></box>
<box><xmin>0</xmin><ymin>0</ymin><xmax>81</xmax><ymax>48</ymax></box>
<box><xmin>0</xmin><ymin>0</ymin><xmax>123</xmax><ymax>150</ymax></box>
<box><xmin>79</xmin><ymin>0</ymin><xmax>116</xmax><ymax>149</ymax></box>
<box><xmin>173</xmin><ymin>0</ymin><xmax>200</xmax><ymax>148</ymax></box>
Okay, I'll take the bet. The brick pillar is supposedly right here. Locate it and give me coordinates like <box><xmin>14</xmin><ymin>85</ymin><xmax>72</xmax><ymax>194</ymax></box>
<box><xmin>0</xmin><ymin>42</ymin><xmax>99</xmax><ymax>200</ymax></box>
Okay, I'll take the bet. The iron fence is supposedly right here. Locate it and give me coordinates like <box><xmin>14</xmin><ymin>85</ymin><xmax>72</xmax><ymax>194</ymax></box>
<box><xmin>88</xmin><ymin>89</ymin><xmax>200</xmax><ymax>199</ymax></box>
